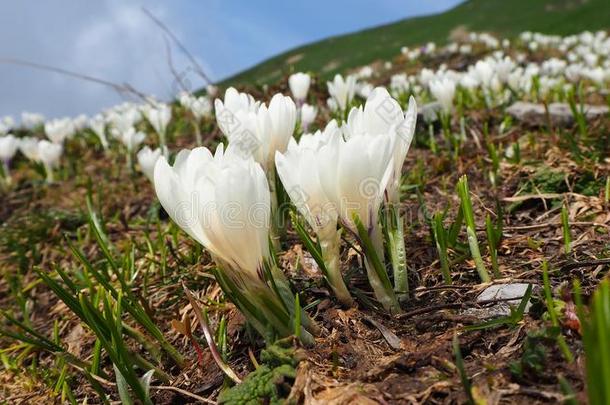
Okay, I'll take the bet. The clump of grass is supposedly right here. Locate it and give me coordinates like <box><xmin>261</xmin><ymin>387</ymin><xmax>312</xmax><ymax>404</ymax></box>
<box><xmin>430</xmin><ymin>207</ymin><xmax>464</xmax><ymax>284</ymax></box>
<box><xmin>456</xmin><ymin>175</ymin><xmax>490</xmax><ymax>282</ymax></box>
<box><xmin>574</xmin><ymin>279</ymin><xmax>610</xmax><ymax>405</ymax></box>
<box><xmin>4</xmin><ymin>190</ymin><xmax>190</xmax><ymax>402</ymax></box>
<box><xmin>541</xmin><ymin>261</ymin><xmax>573</xmax><ymax>363</ymax></box>
<box><xmin>485</xmin><ymin>211</ymin><xmax>502</xmax><ymax>278</ymax></box>
<box><xmin>453</xmin><ymin>335</ymin><xmax>474</xmax><ymax>405</ymax></box>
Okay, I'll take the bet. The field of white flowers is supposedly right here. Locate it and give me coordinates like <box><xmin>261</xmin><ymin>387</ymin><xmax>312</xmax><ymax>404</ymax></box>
<box><xmin>1</xmin><ymin>30</ymin><xmax>609</xmax><ymax>404</ymax></box>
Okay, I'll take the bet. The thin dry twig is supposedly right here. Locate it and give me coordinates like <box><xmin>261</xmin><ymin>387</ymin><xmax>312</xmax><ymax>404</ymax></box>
<box><xmin>150</xmin><ymin>385</ymin><xmax>217</xmax><ymax>404</ymax></box>
<box><xmin>182</xmin><ymin>282</ymin><xmax>242</xmax><ymax>384</ymax></box>
<box><xmin>164</xmin><ymin>35</ymin><xmax>189</xmax><ymax>93</ymax></box>
<box><xmin>142</xmin><ymin>7</ymin><xmax>212</xmax><ymax>85</ymax></box>
<box><xmin>560</xmin><ymin>258</ymin><xmax>610</xmax><ymax>272</ymax></box>
<box><xmin>0</xmin><ymin>57</ymin><xmax>149</xmax><ymax>101</ymax></box>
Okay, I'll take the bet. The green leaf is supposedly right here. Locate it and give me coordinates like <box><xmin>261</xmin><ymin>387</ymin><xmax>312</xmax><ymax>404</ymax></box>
<box><xmin>353</xmin><ymin>214</ymin><xmax>393</xmax><ymax>294</ymax></box>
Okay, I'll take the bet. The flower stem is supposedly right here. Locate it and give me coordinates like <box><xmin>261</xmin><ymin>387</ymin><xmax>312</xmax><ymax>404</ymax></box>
<box><xmin>159</xmin><ymin>132</ymin><xmax>168</xmax><ymax>159</ymax></box>
<box><xmin>387</xmin><ymin>207</ymin><xmax>408</xmax><ymax>295</ymax></box>
<box><xmin>457</xmin><ymin>175</ymin><xmax>490</xmax><ymax>282</ymax></box>
<box><xmin>1</xmin><ymin>160</ymin><xmax>10</xmax><ymax>185</ymax></box>
<box><xmin>319</xmin><ymin>227</ymin><xmax>354</xmax><ymax>307</ymax></box>
<box><xmin>44</xmin><ymin>163</ymin><xmax>54</xmax><ymax>183</ymax></box>
<box><xmin>355</xmin><ymin>216</ymin><xmax>400</xmax><ymax>314</ymax></box>
<box><xmin>194</xmin><ymin>120</ymin><xmax>202</xmax><ymax>146</ymax></box>
<box><xmin>268</xmin><ymin>168</ymin><xmax>283</xmax><ymax>251</ymax></box>
<box><xmin>126</xmin><ymin>151</ymin><xmax>134</xmax><ymax>175</ymax></box>
<box><xmin>466</xmin><ymin>226</ymin><xmax>490</xmax><ymax>283</ymax></box>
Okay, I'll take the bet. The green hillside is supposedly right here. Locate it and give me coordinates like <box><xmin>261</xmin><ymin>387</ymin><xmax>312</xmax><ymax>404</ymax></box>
<box><xmin>221</xmin><ymin>0</ymin><xmax>610</xmax><ymax>86</ymax></box>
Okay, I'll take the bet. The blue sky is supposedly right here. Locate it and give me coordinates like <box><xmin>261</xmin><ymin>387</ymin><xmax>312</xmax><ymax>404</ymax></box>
<box><xmin>0</xmin><ymin>0</ymin><xmax>461</xmax><ymax>119</ymax></box>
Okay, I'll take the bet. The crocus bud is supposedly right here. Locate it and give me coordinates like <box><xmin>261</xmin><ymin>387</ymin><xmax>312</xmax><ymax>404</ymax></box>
<box><xmin>288</xmin><ymin>72</ymin><xmax>311</xmax><ymax>102</ymax></box>
<box><xmin>300</xmin><ymin>104</ymin><xmax>317</xmax><ymax>132</ymax></box>
<box><xmin>38</xmin><ymin>140</ymin><xmax>63</xmax><ymax>182</ymax></box>
<box><xmin>327</xmin><ymin>74</ymin><xmax>357</xmax><ymax>111</ymax></box>
<box><xmin>429</xmin><ymin>78</ymin><xmax>456</xmax><ymax>112</ymax></box>
<box><xmin>137</xmin><ymin>146</ymin><xmax>162</xmax><ymax>183</ymax></box>
<box><xmin>21</xmin><ymin>112</ymin><xmax>45</xmax><ymax>129</ymax></box>
<box><xmin>0</xmin><ymin>135</ymin><xmax>18</xmax><ymax>182</ymax></box>
<box><xmin>143</xmin><ymin>104</ymin><xmax>172</xmax><ymax>138</ymax></box>
<box><xmin>45</xmin><ymin>118</ymin><xmax>75</xmax><ymax>144</ymax></box>
<box><xmin>19</xmin><ymin>137</ymin><xmax>40</xmax><ymax>161</ymax></box>
<box><xmin>120</xmin><ymin>127</ymin><xmax>146</xmax><ymax>152</ymax></box>
<box><xmin>89</xmin><ymin>115</ymin><xmax>109</xmax><ymax>150</ymax></box>
<box><xmin>0</xmin><ymin>135</ymin><xmax>19</xmax><ymax>162</ymax></box>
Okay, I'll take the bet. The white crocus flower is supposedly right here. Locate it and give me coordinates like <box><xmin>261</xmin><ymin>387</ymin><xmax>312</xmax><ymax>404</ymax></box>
<box><xmin>429</xmin><ymin>78</ymin><xmax>456</xmax><ymax>112</ymax></box>
<box><xmin>0</xmin><ymin>135</ymin><xmax>18</xmax><ymax>182</ymax></box>
<box><xmin>0</xmin><ymin>135</ymin><xmax>18</xmax><ymax>162</ymax></box>
<box><xmin>222</xmin><ymin>93</ymin><xmax>296</xmax><ymax>171</ymax></box>
<box><xmin>21</xmin><ymin>112</ymin><xmax>45</xmax><ymax>129</ymax></box>
<box><xmin>108</xmin><ymin>107</ymin><xmax>141</xmax><ymax>138</ymax></box>
<box><xmin>19</xmin><ymin>137</ymin><xmax>40</xmax><ymax>161</ymax></box>
<box><xmin>45</xmin><ymin>118</ymin><xmax>75</xmax><ymax>144</ymax></box>
<box><xmin>473</xmin><ymin>60</ymin><xmax>495</xmax><ymax>89</ymax></box>
<box><xmin>288</xmin><ymin>72</ymin><xmax>311</xmax><ymax>102</ymax></box>
<box><xmin>137</xmin><ymin>146</ymin><xmax>162</xmax><ymax>183</ymax></box>
<box><xmin>89</xmin><ymin>115</ymin><xmax>109</xmax><ymax>150</ymax></box>
<box><xmin>120</xmin><ymin>127</ymin><xmax>146</xmax><ymax>152</ymax></box>
<box><xmin>153</xmin><ymin>144</ymin><xmax>316</xmax><ymax>340</ymax></box>
<box><xmin>275</xmin><ymin>122</ymin><xmax>353</xmax><ymax>306</ymax></box>
<box><xmin>264</xmin><ymin>93</ymin><xmax>297</xmax><ymax>160</ymax></box>
<box><xmin>318</xmin><ymin>131</ymin><xmax>394</xmax><ymax>233</ymax></box>
<box><xmin>154</xmin><ymin>144</ymin><xmax>270</xmax><ymax>280</ymax></box>
<box><xmin>341</xmin><ymin>88</ymin><xmax>416</xmax><ymax>297</ymax></box>
<box><xmin>73</xmin><ymin>114</ymin><xmax>88</xmax><ymax>131</ymax></box>
<box><xmin>214</xmin><ymin>88</ymin><xmax>260</xmax><ymax>137</ymax></box>
<box><xmin>0</xmin><ymin>117</ymin><xmax>14</xmax><ymax>135</ymax></box>
<box><xmin>327</xmin><ymin>74</ymin><xmax>357</xmax><ymax>111</ymax></box>
<box><xmin>180</xmin><ymin>93</ymin><xmax>213</xmax><ymax>145</ymax></box>
<box><xmin>143</xmin><ymin>104</ymin><xmax>171</xmax><ymax>156</ymax></box>
<box><xmin>494</xmin><ymin>56</ymin><xmax>516</xmax><ymax>83</ymax></box>
<box><xmin>190</xmin><ymin>97</ymin><xmax>212</xmax><ymax>121</ymax></box>
<box><xmin>300</xmin><ymin>103</ymin><xmax>317</xmax><ymax>132</ymax></box>
<box><xmin>317</xmin><ymin>131</ymin><xmax>399</xmax><ymax>312</ymax></box>
<box><xmin>206</xmin><ymin>84</ymin><xmax>218</xmax><ymax>97</ymax></box>
<box><xmin>277</xmin><ymin>122</ymin><xmax>340</xmax><ymax>233</ymax></box>
<box><xmin>289</xmin><ymin>119</ymin><xmax>338</xmax><ymax>150</ymax></box>
<box><xmin>178</xmin><ymin>92</ymin><xmax>193</xmax><ymax>109</ymax></box>
<box><xmin>37</xmin><ymin>140</ymin><xmax>62</xmax><ymax>182</ymax></box>
<box><xmin>145</xmin><ymin>104</ymin><xmax>172</xmax><ymax>137</ymax></box>
<box><xmin>357</xmin><ymin>82</ymin><xmax>374</xmax><ymax>99</ymax></box>
<box><xmin>228</xmin><ymin>94</ymin><xmax>296</xmax><ymax>250</ymax></box>
<box><xmin>343</xmin><ymin>87</ymin><xmax>417</xmax><ymax>204</ymax></box>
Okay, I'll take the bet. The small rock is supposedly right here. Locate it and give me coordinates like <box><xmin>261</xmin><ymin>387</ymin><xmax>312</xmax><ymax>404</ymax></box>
<box><xmin>506</xmin><ymin>101</ymin><xmax>609</xmax><ymax>127</ymax></box>
<box><xmin>462</xmin><ymin>283</ymin><xmax>534</xmax><ymax>319</ymax></box>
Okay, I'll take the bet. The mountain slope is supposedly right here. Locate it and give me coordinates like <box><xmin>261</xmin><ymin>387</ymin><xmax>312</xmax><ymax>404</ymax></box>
<box><xmin>221</xmin><ymin>0</ymin><xmax>610</xmax><ymax>86</ymax></box>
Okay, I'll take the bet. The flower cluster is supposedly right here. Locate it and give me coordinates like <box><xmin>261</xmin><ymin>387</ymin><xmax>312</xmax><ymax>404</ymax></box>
<box><xmin>1</xmin><ymin>29</ymin><xmax>608</xmax><ymax>340</ymax></box>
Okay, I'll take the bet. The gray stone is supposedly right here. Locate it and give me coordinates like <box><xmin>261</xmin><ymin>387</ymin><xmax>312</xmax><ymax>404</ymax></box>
<box><xmin>462</xmin><ymin>283</ymin><xmax>533</xmax><ymax>319</ymax></box>
<box><xmin>506</xmin><ymin>101</ymin><xmax>609</xmax><ymax>127</ymax></box>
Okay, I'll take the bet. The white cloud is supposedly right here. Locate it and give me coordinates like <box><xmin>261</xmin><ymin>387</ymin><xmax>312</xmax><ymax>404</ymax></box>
<box><xmin>0</xmin><ymin>0</ymin><xmax>209</xmax><ymax>119</ymax></box>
